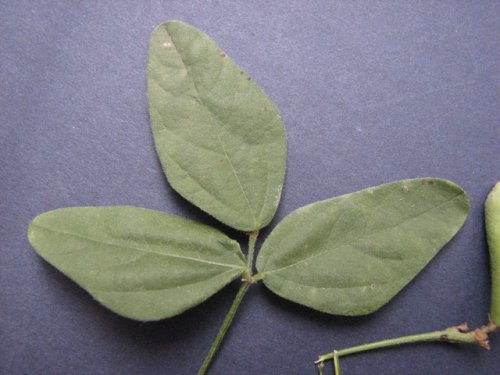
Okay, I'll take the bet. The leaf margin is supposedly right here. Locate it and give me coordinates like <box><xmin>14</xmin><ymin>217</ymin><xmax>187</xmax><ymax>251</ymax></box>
<box><xmin>28</xmin><ymin>206</ymin><xmax>247</xmax><ymax>321</ymax></box>
<box><xmin>147</xmin><ymin>19</ymin><xmax>287</xmax><ymax>232</ymax></box>
<box><xmin>256</xmin><ymin>177</ymin><xmax>470</xmax><ymax>316</ymax></box>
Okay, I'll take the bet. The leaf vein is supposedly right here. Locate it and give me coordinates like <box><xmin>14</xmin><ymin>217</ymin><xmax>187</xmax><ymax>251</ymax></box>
<box><xmin>33</xmin><ymin>223</ymin><xmax>243</xmax><ymax>269</ymax></box>
<box><xmin>92</xmin><ymin>268</ymin><xmax>240</xmax><ymax>294</ymax></box>
<box><xmin>269</xmin><ymin>271</ymin><xmax>406</xmax><ymax>291</ymax></box>
<box><xmin>165</xmin><ymin>28</ymin><xmax>257</xmax><ymax>225</ymax></box>
<box><xmin>265</xmin><ymin>193</ymin><xmax>464</xmax><ymax>275</ymax></box>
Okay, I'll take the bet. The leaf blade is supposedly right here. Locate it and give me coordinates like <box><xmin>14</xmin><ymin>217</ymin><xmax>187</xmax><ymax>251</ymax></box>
<box><xmin>147</xmin><ymin>20</ymin><xmax>286</xmax><ymax>231</ymax></box>
<box><xmin>485</xmin><ymin>182</ymin><xmax>500</xmax><ymax>323</ymax></box>
<box><xmin>257</xmin><ymin>178</ymin><xmax>469</xmax><ymax>316</ymax></box>
<box><xmin>28</xmin><ymin>206</ymin><xmax>246</xmax><ymax>321</ymax></box>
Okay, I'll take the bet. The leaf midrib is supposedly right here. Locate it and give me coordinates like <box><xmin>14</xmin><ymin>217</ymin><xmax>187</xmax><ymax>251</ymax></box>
<box><xmin>32</xmin><ymin>223</ymin><xmax>244</xmax><ymax>269</ymax></box>
<box><xmin>268</xmin><ymin>271</ymin><xmax>407</xmax><ymax>291</ymax></box>
<box><xmin>163</xmin><ymin>25</ymin><xmax>258</xmax><ymax>228</ymax></box>
<box><xmin>89</xmin><ymin>267</ymin><xmax>241</xmax><ymax>294</ymax></box>
<box><xmin>262</xmin><ymin>192</ymin><xmax>464</xmax><ymax>275</ymax></box>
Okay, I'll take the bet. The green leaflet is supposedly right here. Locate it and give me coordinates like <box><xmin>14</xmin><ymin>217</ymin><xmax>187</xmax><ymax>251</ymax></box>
<box><xmin>26</xmin><ymin>19</ymin><xmax>481</xmax><ymax>374</ymax></box>
<box><xmin>257</xmin><ymin>178</ymin><xmax>469</xmax><ymax>316</ymax></box>
<box><xmin>147</xmin><ymin>20</ymin><xmax>286</xmax><ymax>232</ymax></box>
<box><xmin>28</xmin><ymin>207</ymin><xmax>246</xmax><ymax>321</ymax></box>
<box><xmin>485</xmin><ymin>182</ymin><xmax>500</xmax><ymax>323</ymax></box>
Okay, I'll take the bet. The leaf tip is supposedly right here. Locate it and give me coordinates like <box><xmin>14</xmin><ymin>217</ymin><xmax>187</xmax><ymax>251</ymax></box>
<box><xmin>27</xmin><ymin>220</ymin><xmax>36</xmax><ymax>244</ymax></box>
<box><xmin>27</xmin><ymin>213</ymin><xmax>44</xmax><ymax>246</ymax></box>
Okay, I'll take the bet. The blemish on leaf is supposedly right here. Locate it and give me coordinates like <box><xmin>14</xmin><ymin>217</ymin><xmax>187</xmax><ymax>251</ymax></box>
<box><xmin>220</xmin><ymin>52</ymin><xmax>226</xmax><ymax>58</ymax></box>
<box><xmin>402</xmin><ymin>185</ymin><xmax>410</xmax><ymax>193</ymax></box>
<box><xmin>263</xmin><ymin>106</ymin><xmax>268</xmax><ymax>112</ymax></box>
<box><xmin>247</xmin><ymin>77</ymin><xmax>251</xmax><ymax>81</ymax></box>
<box><xmin>421</xmin><ymin>179</ymin><xmax>434</xmax><ymax>185</ymax></box>
<box><xmin>163</xmin><ymin>42</ymin><xmax>172</xmax><ymax>48</ymax></box>
<box><xmin>239</xmin><ymin>71</ymin><xmax>244</xmax><ymax>75</ymax></box>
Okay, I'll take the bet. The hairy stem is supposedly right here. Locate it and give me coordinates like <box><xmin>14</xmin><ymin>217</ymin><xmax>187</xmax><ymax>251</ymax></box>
<box><xmin>198</xmin><ymin>232</ymin><xmax>259</xmax><ymax>375</ymax></box>
<box><xmin>316</xmin><ymin>360</ymin><xmax>324</xmax><ymax>375</ymax></box>
<box><xmin>315</xmin><ymin>321</ymin><xmax>498</xmax><ymax>374</ymax></box>
<box><xmin>246</xmin><ymin>230</ymin><xmax>259</xmax><ymax>273</ymax></box>
<box><xmin>198</xmin><ymin>282</ymin><xmax>250</xmax><ymax>375</ymax></box>
<box><xmin>333</xmin><ymin>351</ymin><xmax>341</xmax><ymax>375</ymax></box>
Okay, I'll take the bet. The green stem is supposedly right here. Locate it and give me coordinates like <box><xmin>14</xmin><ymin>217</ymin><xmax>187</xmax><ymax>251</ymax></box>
<box><xmin>315</xmin><ymin>321</ymin><xmax>497</xmax><ymax>375</ymax></box>
<box><xmin>333</xmin><ymin>351</ymin><xmax>340</xmax><ymax>375</ymax></box>
<box><xmin>197</xmin><ymin>282</ymin><xmax>250</xmax><ymax>375</ymax></box>
<box><xmin>198</xmin><ymin>232</ymin><xmax>260</xmax><ymax>375</ymax></box>
<box><xmin>316</xmin><ymin>361</ymin><xmax>324</xmax><ymax>375</ymax></box>
<box><xmin>246</xmin><ymin>230</ymin><xmax>259</xmax><ymax>273</ymax></box>
<box><xmin>319</xmin><ymin>330</ymin><xmax>474</xmax><ymax>362</ymax></box>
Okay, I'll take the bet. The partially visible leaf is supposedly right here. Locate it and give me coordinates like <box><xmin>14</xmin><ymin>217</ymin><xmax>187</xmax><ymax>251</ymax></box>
<box><xmin>147</xmin><ymin>20</ymin><xmax>286</xmax><ymax>231</ymax></box>
<box><xmin>485</xmin><ymin>182</ymin><xmax>500</xmax><ymax>323</ymax></box>
<box><xmin>28</xmin><ymin>207</ymin><xmax>246</xmax><ymax>321</ymax></box>
<box><xmin>257</xmin><ymin>178</ymin><xmax>469</xmax><ymax>316</ymax></box>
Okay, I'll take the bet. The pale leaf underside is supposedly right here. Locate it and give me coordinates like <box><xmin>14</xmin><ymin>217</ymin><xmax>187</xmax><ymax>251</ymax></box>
<box><xmin>28</xmin><ymin>207</ymin><xmax>246</xmax><ymax>321</ymax></box>
<box><xmin>148</xmin><ymin>20</ymin><xmax>286</xmax><ymax>231</ymax></box>
<box><xmin>257</xmin><ymin>178</ymin><xmax>469</xmax><ymax>316</ymax></box>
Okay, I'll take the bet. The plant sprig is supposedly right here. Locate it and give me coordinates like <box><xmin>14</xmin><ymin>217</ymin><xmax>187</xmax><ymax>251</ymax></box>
<box><xmin>316</xmin><ymin>182</ymin><xmax>500</xmax><ymax>375</ymax></box>
<box><xmin>316</xmin><ymin>321</ymin><xmax>498</xmax><ymax>375</ymax></box>
<box><xmin>27</xmin><ymin>20</ymin><xmax>479</xmax><ymax>374</ymax></box>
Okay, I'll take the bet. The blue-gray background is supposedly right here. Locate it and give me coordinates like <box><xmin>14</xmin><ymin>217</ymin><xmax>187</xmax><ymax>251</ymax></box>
<box><xmin>1</xmin><ymin>1</ymin><xmax>499</xmax><ymax>374</ymax></box>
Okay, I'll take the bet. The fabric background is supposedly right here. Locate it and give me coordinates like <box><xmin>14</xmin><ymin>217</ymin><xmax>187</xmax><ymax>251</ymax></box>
<box><xmin>1</xmin><ymin>1</ymin><xmax>499</xmax><ymax>374</ymax></box>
